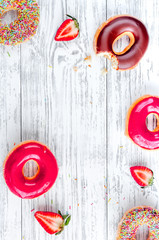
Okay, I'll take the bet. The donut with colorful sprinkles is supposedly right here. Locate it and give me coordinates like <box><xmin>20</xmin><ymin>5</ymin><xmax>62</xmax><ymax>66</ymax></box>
<box><xmin>0</xmin><ymin>0</ymin><xmax>39</xmax><ymax>45</ymax></box>
<box><xmin>116</xmin><ymin>206</ymin><xmax>159</xmax><ymax>239</ymax></box>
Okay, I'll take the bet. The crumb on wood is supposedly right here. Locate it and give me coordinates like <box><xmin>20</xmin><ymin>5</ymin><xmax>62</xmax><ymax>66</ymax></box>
<box><xmin>101</xmin><ymin>67</ymin><xmax>108</xmax><ymax>75</ymax></box>
<box><xmin>84</xmin><ymin>55</ymin><xmax>92</xmax><ymax>63</ymax></box>
<box><xmin>73</xmin><ymin>66</ymin><xmax>78</xmax><ymax>72</ymax></box>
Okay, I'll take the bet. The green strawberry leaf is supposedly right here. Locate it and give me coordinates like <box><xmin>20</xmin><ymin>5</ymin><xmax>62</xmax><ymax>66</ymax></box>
<box><xmin>65</xmin><ymin>215</ymin><xmax>71</xmax><ymax>226</ymax></box>
<box><xmin>62</xmin><ymin>214</ymin><xmax>69</xmax><ymax>220</ymax></box>
<box><xmin>55</xmin><ymin>230</ymin><xmax>63</xmax><ymax>236</ymax></box>
<box><xmin>58</xmin><ymin>210</ymin><xmax>62</xmax><ymax>216</ymax></box>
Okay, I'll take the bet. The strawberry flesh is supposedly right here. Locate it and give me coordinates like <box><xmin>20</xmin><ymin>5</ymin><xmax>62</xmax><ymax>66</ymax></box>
<box><xmin>34</xmin><ymin>211</ymin><xmax>64</xmax><ymax>235</ymax></box>
<box><xmin>55</xmin><ymin>15</ymin><xmax>79</xmax><ymax>41</ymax></box>
<box><xmin>130</xmin><ymin>166</ymin><xmax>153</xmax><ymax>187</ymax></box>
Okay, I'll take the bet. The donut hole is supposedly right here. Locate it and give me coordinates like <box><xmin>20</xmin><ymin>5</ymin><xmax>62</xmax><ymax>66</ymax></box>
<box><xmin>146</xmin><ymin>113</ymin><xmax>159</xmax><ymax>132</ymax></box>
<box><xmin>112</xmin><ymin>32</ymin><xmax>135</xmax><ymax>55</ymax></box>
<box><xmin>136</xmin><ymin>224</ymin><xmax>149</xmax><ymax>239</ymax></box>
<box><xmin>1</xmin><ymin>10</ymin><xmax>18</xmax><ymax>25</ymax></box>
<box><xmin>23</xmin><ymin>160</ymin><xmax>40</xmax><ymax>180</ymax></box>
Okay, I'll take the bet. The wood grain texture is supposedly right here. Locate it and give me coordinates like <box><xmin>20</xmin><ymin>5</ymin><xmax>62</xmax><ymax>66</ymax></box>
<box><xmin>0</xmin><ymin>0</ymin><xmax>159</xmax><ymax>240</ymax></box>
<box><xmin>21</xmin><ymin>0</ymin><xmax>106</xmax><ymax>239</ymax></box>
<box><xmin>0</xmin><ymin>45</ymin><xmax>21</xmax><ymax>239</ymax></box>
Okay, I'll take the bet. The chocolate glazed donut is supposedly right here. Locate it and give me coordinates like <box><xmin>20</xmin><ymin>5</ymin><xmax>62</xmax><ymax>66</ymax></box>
<box><xmin>93</xmin><ymin>15</ymin><xmax>149</xmax><ymax>70</ymax></box>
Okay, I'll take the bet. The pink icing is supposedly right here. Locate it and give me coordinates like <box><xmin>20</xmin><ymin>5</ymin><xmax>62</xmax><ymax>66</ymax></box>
<box><xmin>4</xmin><ymin>141</ymin><xmax>58</xmax><ymax>199</ymax></box>
<box><xmin>128</xmin><ymin>96</ymin><xmax>159</xmax><ymax>150</ymax></box>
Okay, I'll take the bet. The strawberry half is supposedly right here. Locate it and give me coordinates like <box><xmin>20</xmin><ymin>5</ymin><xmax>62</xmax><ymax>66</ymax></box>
<box><xmin>130</xmin><ymin>166</ymin><xmax>153</xmax><ymax>187</ymax></box>
<box><xmin>55</xmin><ymin>14</ymin><xmax>79</xmax><ymax>41</ymax></box>
<box><xmin>34</xmin><ymin>210</ymin><xmax>71</xmax><ymax>235</ymax></box>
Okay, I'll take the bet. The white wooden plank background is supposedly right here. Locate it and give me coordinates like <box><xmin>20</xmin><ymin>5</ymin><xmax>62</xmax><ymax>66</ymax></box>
<box><xmin>0</xmin><ymin>0</ymin><xmax>159</xmax><ymax>239</ymax></box>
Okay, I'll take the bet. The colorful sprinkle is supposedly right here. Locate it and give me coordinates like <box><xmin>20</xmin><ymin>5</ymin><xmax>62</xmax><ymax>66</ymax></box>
<box><xmin>31</xmin><ymin>209</ymin><xmax>35</xmax><ymax>212</ymax></box>
<box><xmin>0</xmin><ymin>0</ymin><xmax>40</xmax><ymax>45</ymax></box>
<box><xmin>7</xmin><ymin>51</ymin><xmax>10</xmax><ymax>56</ymax></box>
<box><xmin>108</xmin><ymin>198</ymin><xmax>111</xmax><ymax>203</ymax></box>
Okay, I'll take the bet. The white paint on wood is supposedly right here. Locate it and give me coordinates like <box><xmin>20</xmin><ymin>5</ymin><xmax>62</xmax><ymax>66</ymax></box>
<box><xmin>0</xmin><ymin>0</ymin><xmax>159</xmax><ymax>240</ymax></box>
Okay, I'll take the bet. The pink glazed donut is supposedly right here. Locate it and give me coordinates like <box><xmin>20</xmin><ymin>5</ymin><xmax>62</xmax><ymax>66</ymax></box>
<box><xmin>125</xmin><ymin>95</ymin><xmax>159</xmax><ymax>150</ymax></box>
<box><xmin>3</xmin><ymin>141</ymin><xmax>58</xmax><ymax>199</ymax></box>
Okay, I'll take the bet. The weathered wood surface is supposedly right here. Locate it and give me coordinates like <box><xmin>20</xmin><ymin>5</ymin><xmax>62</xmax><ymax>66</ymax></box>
<box><xmin>0</xmin><ymin>0</ymin><xmax>158</xmax><ymax>239</ymax></box>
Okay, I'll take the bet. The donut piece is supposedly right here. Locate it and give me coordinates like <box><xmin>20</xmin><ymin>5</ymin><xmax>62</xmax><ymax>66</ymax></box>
<box><xmin>3</xmin><ymin>141</ymin><xmax>58</xmax><ymax>199</ymax></box>
<box><xmin>0</xmin><ymin>0</ymin><xmax>39</xmax><ymax>45</ymax></box>
<box><xmin>93</xmin><ymin>15</ymin><xmax>149</xmax><ymax>70</ymax></box>
<box><xmin>117</xmin><ymin>206</ymin><xmax>159</xmax><ymax>239</ymax></box>
<box><xmin>125</xmin><ymin>95</ymin><xmax>159</xmax><ymax>150</ymax></box>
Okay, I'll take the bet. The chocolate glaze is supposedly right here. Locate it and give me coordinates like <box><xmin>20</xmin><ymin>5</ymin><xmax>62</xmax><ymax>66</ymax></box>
<box><xmin>96</xmin><ymin>16</ymin><xmax>149</xmax><ymax>70</ymax></box>
<box><xmin>4</xmin><ymin>141</ymin><xmax>58</xmax><ymax>199</ymax></box>
<box><xmin>128</xmin><ymin>96</ymin><xmax>159</xmax><ymax>150</ymax></box>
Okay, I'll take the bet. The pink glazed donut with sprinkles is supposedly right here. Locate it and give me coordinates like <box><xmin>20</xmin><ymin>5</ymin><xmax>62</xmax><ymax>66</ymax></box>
<box><xmin>3</xmin><ymin>141</ymin><xmax>58</xmax><ymax>199</ymax></box>
<box><xmin>125</xmin><ymin>95</ymin><xmax>159</xmax><ymax>150</ymax></box>
<box><xmin>0</xmin><ymin>0</ymin><xmax>39</xmax><ymax>45</ymax></box>
<box><xmin>116</xmin><ymin>206</ymin><xmax>159</xmax><ymax>239</ymax></box>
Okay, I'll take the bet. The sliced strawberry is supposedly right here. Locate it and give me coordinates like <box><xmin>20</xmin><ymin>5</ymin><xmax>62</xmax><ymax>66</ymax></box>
<box><xmin>55</xmin><ymin>14</ymin><xmax>79</xmax><ymax>41</ymax></box>
<box><xmin>130</xmin><ymin>166</ymin><xmax>153</xmax><ymax>187</ymax></box>
<box><xmin>34</xmin><ymin>211</ymin><xmax>71</xmax><ymax>235</ymax></box>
